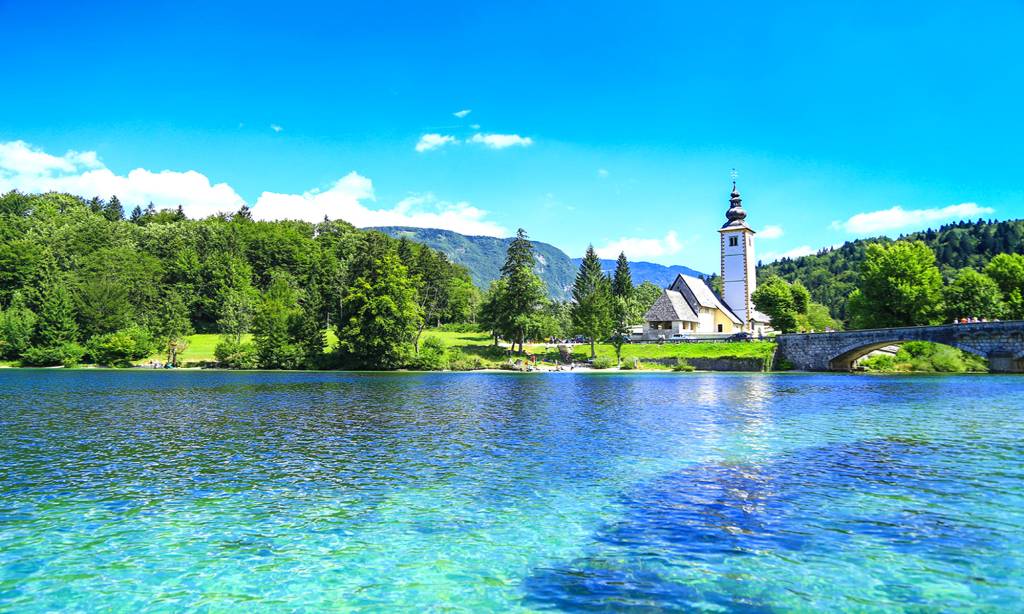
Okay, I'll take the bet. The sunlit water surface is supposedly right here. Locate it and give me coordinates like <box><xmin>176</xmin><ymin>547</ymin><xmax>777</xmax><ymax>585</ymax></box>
<box><xmin>1</xmin><ymin>370</ymin><xmax>1022</xmax><ymax>611</ymax></box>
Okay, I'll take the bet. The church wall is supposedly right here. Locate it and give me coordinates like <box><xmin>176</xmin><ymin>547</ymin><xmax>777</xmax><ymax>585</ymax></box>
<box><xmin>713</xmin><ymin>309</ymin><xmax>741</xmax><ymax>333</ymax></box>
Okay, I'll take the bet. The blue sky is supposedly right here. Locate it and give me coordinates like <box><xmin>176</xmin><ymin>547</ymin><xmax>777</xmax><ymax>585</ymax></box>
<box><xmin>2</xmin><ymin>1</ymin><xmax>1022</xmax><ymax>272</ymax></box>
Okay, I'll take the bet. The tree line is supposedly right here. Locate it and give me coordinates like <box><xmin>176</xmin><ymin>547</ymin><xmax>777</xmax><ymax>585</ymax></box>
<box><xmin>478</xmin><ymin>230</ymin><xmax>659</xmax><ymax>364</ymax></box>
<box><xmin>757</xmin><ymin>218</ymin><xmax>1024</xmax><ymax>324</ymax></box>
<box><xmin>0</xmin><ymin>191</ymin><xmax>478</xmax><ymax>368</ymax></box>
<box><xmin>754</xmin><ymin>239</ymin><xmax>1024</xmax><ymax>331</ymax></box>
<box><xmin>0</xmin><ymin>191</ymin><xmax>669</xmax><ymax>369</ymax></box>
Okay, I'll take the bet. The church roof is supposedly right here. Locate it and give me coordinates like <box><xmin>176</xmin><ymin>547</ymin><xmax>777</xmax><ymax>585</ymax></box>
<box><xmin>669</xmin><ymin>274</ymin><xmax>743</xmax><ymax>325</ymax></box>
<box><xmin>748</xmin><ymin>309</ymin><xmax>772</xmax><ymax>324</ymax></box>
<box><xmin>644</xmin><ymin>290</ymin><xmax>698</xmax><ymax>323</ymax></box>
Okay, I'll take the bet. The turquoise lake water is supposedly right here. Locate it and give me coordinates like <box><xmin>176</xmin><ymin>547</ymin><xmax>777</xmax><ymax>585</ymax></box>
<box><xmin>1</xmin><ymin>370</ymin><xmax>1022</xmax><ymax>611</ymax></box>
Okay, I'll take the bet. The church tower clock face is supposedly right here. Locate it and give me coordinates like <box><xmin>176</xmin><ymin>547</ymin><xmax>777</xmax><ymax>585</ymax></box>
<box><xmin>719</xmin><ymin>183</ymin><xmax>756</xmax><ymax>329</ymax></box>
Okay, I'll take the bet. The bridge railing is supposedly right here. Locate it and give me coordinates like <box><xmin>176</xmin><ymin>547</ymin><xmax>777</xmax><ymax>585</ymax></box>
<box><xmin>778</xmin><ymin>320</ymin><xmax>1024</xmax><ymax>338</ymax></box>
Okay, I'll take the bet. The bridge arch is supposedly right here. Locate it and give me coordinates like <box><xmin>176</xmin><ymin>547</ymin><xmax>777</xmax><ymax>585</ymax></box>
<box><xmin>775</xmin><ymin>322</ymin><xmax>1024</xmax><ymax>373</ymax></box>
<box><xmin>827</xmin><ymin>339</ymin><xmax>992</xmax><ymax>371</ymax></box>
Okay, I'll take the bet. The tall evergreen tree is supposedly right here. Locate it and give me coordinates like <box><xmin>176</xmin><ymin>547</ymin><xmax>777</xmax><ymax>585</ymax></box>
<box><xmin>612</xmin><ymin>252</ymin><xmax>633</xmax><ymax>298</ymax></box>
<box><xmin>495</xmin><ymin>229</ymin><xmax>546</xmax><ymax>353</ymax></box>
<box><xmin>571</xmin><ymin>245</ymin><xmax>613</xmax><ymax>358</ymax></box>
<box><xmin>32</xmin><ymin>267</ymin><xmax>78</xmax><ymax>348</ymax></box>
<box><xmin>103</xmin><ymin>195</ymin><xmax>123</xmax><ymax>221</ymax></box>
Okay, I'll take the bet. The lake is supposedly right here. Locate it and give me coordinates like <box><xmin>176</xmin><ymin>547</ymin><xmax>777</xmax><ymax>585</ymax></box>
<box><xmin>1</xmin><ymin>370</ymin><xmax>1022</xmax><ymax>611</ymax></box>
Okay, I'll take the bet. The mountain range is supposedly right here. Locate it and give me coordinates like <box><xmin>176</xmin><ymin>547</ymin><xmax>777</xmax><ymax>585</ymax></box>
<box><xmin>373</xmin><ymin>226</ymin><xmax>705</xmax><ymax>299</ymax></box>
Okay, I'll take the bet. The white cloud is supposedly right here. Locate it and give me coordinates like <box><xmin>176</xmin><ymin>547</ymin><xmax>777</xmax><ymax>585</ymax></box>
<box><xmin>832</xmin><ymin>203</ymin><xmax>994</xmax><ymax>235</ymax></box>
<box><xmin>415</xmin><ymin>133</ymin><xmax>457</xmax><ymax>152</ymax></box>
<box><xmin>0</xmin><ymin>139</ymin><xmax>244</xmax><ymax>218</ymax></box>
<box><xmin>761</xmin><ymin>245</ymin><xmax>816</xmax><ymax>262</ymax></box>
<box><xmin>597</xmin><ymin>168</ymin><xmax>609</xmax><ymax>178</ymax></box>
<box><xmin>453</xmin><ymin>109</ymin><xmax>472</xmax><ymax>118</ymax></box>
<box><xmin>0</xmin><ymin>140</ymin><xmax>508</xmax><ymax>235</ymax></box>
<box><xmin>470</xmin><ymin>123</ymin><xmax>480</xmax><ymax>130</ymax></box>
<box><xmin>758</xmin><ymin>224</ymin><xmax>784</xmax><ymax>239</ymax></box>
<box><xmin>469</xmin><ymin>133</ymin><xmax>533</xmax><ymax>149</ymax></box>
<box><xmin>271</xmin><ymin>124</ymin><xmax>283</xmax><ymax>133</ymax></box>
<box><xmin>594</xmin><ymin>231</ymin><xmax>683</xmax><ymax>261</ymax></box>
<box><xmin>251</xmin><ymin>175</ymin><xmax>507</xmax><ymax>235</ymax></box>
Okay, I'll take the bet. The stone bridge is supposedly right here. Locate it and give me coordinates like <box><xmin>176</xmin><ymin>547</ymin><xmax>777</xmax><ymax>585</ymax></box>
<box><xmin>776</xmin><ymin>321</ymin><xmax>1024</xmax><ymax>373</ymax></box>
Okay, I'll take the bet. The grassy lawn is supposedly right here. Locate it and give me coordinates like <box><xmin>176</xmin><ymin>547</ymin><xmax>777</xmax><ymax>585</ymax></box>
<box><xmin>136</xmin><ymin>328</ymin><xmax>775</xmax><ymax>369</ymax></box>
<box><xmin>421</xmin><ymin>329</ymin><xmax>776</xmax><ymax>368</ymax></box>
<box><xmin>141</xmin><ymin>333</ymin><xmax>252</xmax><ymax>365</ymax></box>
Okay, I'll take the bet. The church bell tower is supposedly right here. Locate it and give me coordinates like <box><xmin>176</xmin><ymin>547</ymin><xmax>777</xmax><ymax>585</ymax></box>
<box><xmin>719</xmin><ymin>182</ymin><xmax>756</xmax><ymax>329</ymax></box>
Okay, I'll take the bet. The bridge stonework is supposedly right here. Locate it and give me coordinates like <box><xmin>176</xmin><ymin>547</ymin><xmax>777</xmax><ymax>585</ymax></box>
<box><xmin>776</xmin><ymin>322</ymin><xmax>1024</xmax><ymax>373</ymax></box>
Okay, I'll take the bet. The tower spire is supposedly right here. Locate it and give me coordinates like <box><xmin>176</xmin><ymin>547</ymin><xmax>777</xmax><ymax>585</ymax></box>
<box><xmin>723</xmin><ymin>178</ymin><xmax>748</xmax><ymax>229</ymax></box>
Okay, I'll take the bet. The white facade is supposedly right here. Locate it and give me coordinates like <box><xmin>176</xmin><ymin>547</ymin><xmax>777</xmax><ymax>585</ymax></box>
<box><xmin>720</xmin><ymin>228</ymin><xmax>756</xmax><ymax>327</ymax></box>
<box><xmin>718</xmin><ymin>183</ymin><xmax>758</xmax><ymax>331</ymax></box>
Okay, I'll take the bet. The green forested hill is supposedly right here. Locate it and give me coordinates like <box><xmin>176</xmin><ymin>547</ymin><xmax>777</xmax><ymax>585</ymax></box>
<box><xmin>757</xmin><ymin>218</ymin><xmax>1024</xmax><ymax>321</ymax></box>
<box><xmin>374</xmin><ymin>226</ymin><xmax>577</xmax><ymax>299</ymax></box>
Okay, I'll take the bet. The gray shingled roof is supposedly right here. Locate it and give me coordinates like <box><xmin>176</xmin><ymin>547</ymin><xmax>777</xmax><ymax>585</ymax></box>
<box><xmin>670</xmin><ymin>274</ymin><xmax>743</xmax><ymax>325</ymax></box>
<box><xmin>644</xmin><ymin>290</ymin><xmax>698</xmax><ymax>322</ymax></box>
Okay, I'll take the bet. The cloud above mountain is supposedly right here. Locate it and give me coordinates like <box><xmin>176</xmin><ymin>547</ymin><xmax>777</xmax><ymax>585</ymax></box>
<box><xmin>594</xmin><ymin>230</ymin><xmax>683</xmax><ymax>260</ymax></box>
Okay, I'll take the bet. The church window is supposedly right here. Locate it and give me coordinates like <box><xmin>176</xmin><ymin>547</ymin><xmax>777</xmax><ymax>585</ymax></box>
<box><xmin>728</xmin><ymin>236</ymin><xmax>738</xmax><ymax>247</ymax></box>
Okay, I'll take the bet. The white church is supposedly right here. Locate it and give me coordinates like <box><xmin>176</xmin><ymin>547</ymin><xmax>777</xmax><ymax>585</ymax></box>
<box><xmin>641</xmin><ymin>183</ymin><xmax>772</xmax><ymax>340</ymax></box>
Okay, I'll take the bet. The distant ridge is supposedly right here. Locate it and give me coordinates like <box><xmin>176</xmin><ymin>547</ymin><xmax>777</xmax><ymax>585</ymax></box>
<box><xmin>373</xmin><ymin>226</ymin><xmax>706</xmax><ymax>299</ymax></box>
<box><xmin>572</xmin><ymin>258</ymin><xmax>707</xmax><ymax>288</ymax></box>
<box><xmin>372</xmin><ymin>226</ymin><xmax>576</xmax><ymax>299</ymax></box>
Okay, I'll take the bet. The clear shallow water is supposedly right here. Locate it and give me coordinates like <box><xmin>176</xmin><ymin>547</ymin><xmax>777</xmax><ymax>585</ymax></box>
<box><xmin>0</xmin><ymin>370</ymin><xmax>1022</xmax><ymax>612</ymax></box>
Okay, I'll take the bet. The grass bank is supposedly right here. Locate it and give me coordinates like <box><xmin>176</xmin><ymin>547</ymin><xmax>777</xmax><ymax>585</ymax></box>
<box><xmin>424</xmin><ymin>330</ymin><xmax>776</xmax><ymax>370</ymax></box>
<box><xmin>127</xmin><ymin>329</ymin><xmax>773</xmax><ymax>371</ymax></box>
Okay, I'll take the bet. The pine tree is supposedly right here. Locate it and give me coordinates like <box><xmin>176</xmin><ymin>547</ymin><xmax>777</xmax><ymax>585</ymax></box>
<box><xmin>501</xmin><ymin>228</ymin><xmax>535</xmax><ymax>276</ymax></box>
<box><xmin>571</xmin><ymin>245</ymin><xmax>613</xmax><ymax>359</ymax></box>
<box><xmin>103</xmin><ymin>195</ymin><xmax>124</xmax><ymax>221</ymax></box>
<box><xmin>612</xmin><ymin>252</ymin><xmax>633</xmax><ymax>298</ymax></box>
<box><xmin>129</xmin><ymin>205</ymin><xmax>143</xmax><ymax>223</ymax></box>
<box><xmin>33</xmin><ymin>271</ymin><xmax>78</xmax><ymax>348</ymax></box>
<box><xmin>495</xmin><ymin>229</ymin><xmax>546</xmax><ymax>353</ymax></box>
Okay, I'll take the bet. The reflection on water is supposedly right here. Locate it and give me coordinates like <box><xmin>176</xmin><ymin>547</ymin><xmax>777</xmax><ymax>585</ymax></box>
<box><xmin>0</xmin><ymin>370</ymin><xmax>1022</xmax><ymax>611</ymax></box>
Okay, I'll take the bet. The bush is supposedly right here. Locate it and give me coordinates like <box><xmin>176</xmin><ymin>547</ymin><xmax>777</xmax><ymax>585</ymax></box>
<box><xmin>447</xmin><ymin>348</ymin><xmax>484</xmax><ymax>371</ymax></box>
<box><xmin>21</xmin><ymin>343</ymin><xmax>85</xmax><ymax>367</ymax></box>
<box><xmin>214</xmin><ymin>337</ymin><xmax>259</xmax><ymax>369</ymax></box>
<box><xmin>619</xmin><ymin>359</ymin><xmax>640</xmax><ymax>370</ymax></box>
<box><xmin>672</xmin><ymin>358</ymin><xmax>696</xmax><ymax>372</ymax></box>
<box><xmin>86</xmin><ymin>327</ymin><xmax>156</xmax><ymax>367</ymax></box>
<box><xmin>0</xmin><ymin>298</ymin><xmax>36</xmax><ymax>360</ymax></box>
<box><xmin>860</xmin><ymin>341</ymin><xmax>987</xmax><ymax>373</ymax></box>
<box><xmin>591</xmin><ymin>356</ymin><xmax>616</xmax><ymax>369</ymax></box>
<box><xmin>411</xmin><ymin>336</ymin><xmax>449</xmax><ymax>370</ymax></box>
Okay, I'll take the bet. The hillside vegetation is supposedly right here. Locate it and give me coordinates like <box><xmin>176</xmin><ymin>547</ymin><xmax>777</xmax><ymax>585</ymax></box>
<box><xmin>375</xmin><ymin>226</ymin><xmax>577</xmax><ymax>299</ymax></box>
<box><xmin>758</xmin><ymin>218</ymin><xmax>1024</xmax><ymax>322</ymax></box>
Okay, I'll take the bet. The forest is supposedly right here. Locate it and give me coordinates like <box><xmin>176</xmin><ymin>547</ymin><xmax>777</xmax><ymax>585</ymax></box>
<box><xmin>757</xmin><ymin>218</ymin><xmax>1024</xmax><ymax>324</ymax></box>
<box><xmin>0</xmin><ymin>190</ymin><xmax>663</xmax><ymax>370</ymax></box>
<box><xmin>0</xmin><ymin>191</ymin><xmax>482</xmax><ymax>369</ymax></box>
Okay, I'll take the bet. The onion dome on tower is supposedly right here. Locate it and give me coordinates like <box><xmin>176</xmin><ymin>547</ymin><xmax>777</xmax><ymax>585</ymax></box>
<box><xmin>721</xmin><ymin>181</ymin><xmax>751</xmax><ymax>229</ymax></box>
